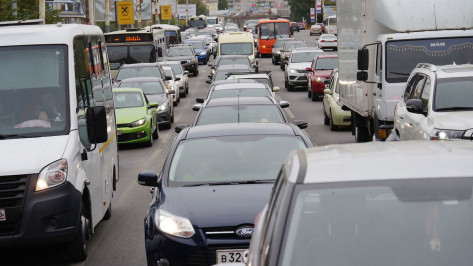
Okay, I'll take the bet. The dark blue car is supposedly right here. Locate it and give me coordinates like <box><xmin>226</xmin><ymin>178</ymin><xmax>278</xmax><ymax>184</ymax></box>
<box><xmin>184</xmin><ymin>40</ymin><xmax>209</xmax><ymax>65</ymax></box>
<box><xmin>137</xmin><ymin>123</ymin><xmax>312</xmax><ymax>266</ymax></box>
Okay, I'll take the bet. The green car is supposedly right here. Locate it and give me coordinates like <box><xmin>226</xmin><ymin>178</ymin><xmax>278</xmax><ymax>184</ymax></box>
<box><xmin>113</xmin><ymin>87</ymin><xmax>159</xmax><ymax>146</ymax></box>
<box><xmin>323</xmin><ymin>69</ymin><xmax>351</xmax><ymax>131</ymax></box>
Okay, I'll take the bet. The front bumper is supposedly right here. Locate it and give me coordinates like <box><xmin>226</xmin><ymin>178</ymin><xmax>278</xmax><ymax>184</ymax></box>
<box><xmin>117</xmin><ymin>123</ymin><xmax>151</xmax><ymax>144</ymax></box>
<box><xmin>311</xmin><ymin>80</ymin><xmax>326</xmax><ymax>94</ymax></box>
<box><xmin>157</xmin><ymin>110</ymin><xmax>172</xmax><ymax>125</ymax></box>
<box><xmin>332</xmin><ymin>104</ymin><xmax>352</xmax><ymax>126</ymax></box>
<box><xmin>288</xmin><ymin>72</ymin><xmax>309</xmax><ymax>86</ymax></box>
<box><xmin>197</xmin><ymin>54</ymin><xmax>208</xmax><ymax>64</ymax></box>
<box><xmin>181</xmin><ymin>61</ymin><xmax>198</xmax><ymax>72</ymax></box>
<box><xmin>0</xmin><ymin>177</ymin><xmax>81</xmax><ymax>248</ymax></box>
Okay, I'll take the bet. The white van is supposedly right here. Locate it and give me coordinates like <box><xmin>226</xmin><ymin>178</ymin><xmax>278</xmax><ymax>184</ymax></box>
<box><xmin>218</xmin><ymin>32</ymin><xmax>256</xmax><ymax>63</ymax></box>
<box><xmin>323</xmin><ymin>15</ymin><xmax>337</xmax><ymax>35</ymax></box>
<box><xmin>0</xmin><ymin>21</ymin><xmax>118</xmax><ymax>262</ymax></box>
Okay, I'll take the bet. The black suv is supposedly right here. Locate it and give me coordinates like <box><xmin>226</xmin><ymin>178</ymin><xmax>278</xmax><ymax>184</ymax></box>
<box><xmin>166</xmin><ymin>45</ymin><xmax>199</xmax><ymax>76</ymax></box>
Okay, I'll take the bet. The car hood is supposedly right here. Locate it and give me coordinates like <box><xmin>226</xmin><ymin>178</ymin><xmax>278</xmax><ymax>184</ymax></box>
<box><xmin>146</xmin><ymin>94</ymin><xmax>168</xmax><ymax>105</ymax></box>
<box><xmin>314</xmin><ymin>69</ymin><xmax>333</xmax><ymax>77</ymax></box>
<box><xmin>194</xmin><ymin>49</ymin><xmax>206</xmax><ymax>54</ymax></box>
<box><xmin>160</xmin><ymin>183</ymin><xmax>272</xmax><ymax>228</ymax></box>
<box><xmin>0</xmin><ymin>135</ymin><xmax>69</xmax><ymax>175</ymax></box>
<box><xmin>432</xmin><ymin>111</ymin><xmax>473</xmax><ymax>130</ymax></box>
<box><xmin>289</xmin><ymin>62</ymin><xmax>311</xmax><ymax>70</ymax></box>
<box><xmin>166</xmin><ymin>56</ymin><xmax>194</xmax><ymax>61</ymax></box>
<box><xmin>116</xmin><ymin>107</ymin><xmax>147</xmax><ymax>124</ymax></box>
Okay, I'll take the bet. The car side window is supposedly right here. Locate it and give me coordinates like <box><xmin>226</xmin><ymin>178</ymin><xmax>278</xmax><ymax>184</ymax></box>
<box><xmin>412</xmin><ymin>75</ymin><xmax>426</xmax><ymax>100</ymax></box>
<box><xmin>421</xmin><ymin>77</ymin><xmax>431</xmax><ymax>113</ymax></box>
<box><xmin>404</xmin><ymin>74</ymin><xmax>419</xmax><ymax>102</ymax></box>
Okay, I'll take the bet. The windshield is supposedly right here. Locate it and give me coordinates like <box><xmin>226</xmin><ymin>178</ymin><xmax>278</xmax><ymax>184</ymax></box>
<box><xmin>167</xmin><ymin>48</ymin><xmax>194</xmax><ymax>57</ymax></box>
<box><xmin>113</xmin><ymin>92</ymin><xmax>144</xmax><ymax>108</ymax></box>
<box><xmin>315</xmin><ymin>57</ymin><xmax>338</xmax><ymax>70</ymax></box>
<box><xmin>291</xmin><ymin>51</ymin><xmax>324</xmax><ymax>63</ymax></box>
<box><xmin>168</xmin><ymin>135</ymin><xmax>306</xmax><ymax>184</ymax></box>
<box><xmin>220</xmin><ymin>43</ymin><xmax>253</xmax><ymax>55</ymax></box>
<box><xmin>197</xmin><ymin>105</ymin><xmax>285</xmax><ymax>125</ymax></box>
<box><xmin>281</xmin><ymin>178</ymin><xmax>473</xmax><ymax>266</ymax></box>
<box><xmin>163</xmin><ymin>64</ymin><xmax>183</xmax><ymax>74</ymax></box>
<box><xmin>210</xmin><ymin>88</ymin><xmax>272</xmax><ymax>99</ymax></box>
<box><xmin>219</xmin><ymin>58</ymin><xmax>250</xmax><ymax>66</ymax></box>
<box><xmin>116</xmin><ymin>66</ymin><xmax>163</xmax><ymax>81</ymax></box>
<box><xmin>189</xmin><ymin>20</ymin><xmax>206</xmax><ymax>29</ymax></box>
<box><xmin>434</xmin><ymin>76</ymin><xmax>473</xmax><ymax>111</ymax></box>
<box><xmin>208</xmin><ymin>18</ymin><xmax>217</xmax><ymax>25</ymax></box>
<box><xmin>119</xmin><ymin>81</ymin><xmax>164</xmax><ymax>95</ymax></box>
<box><xmin>215</xmin><ymin>68</ymin><xmax>249</xmax><ymax>81</ymax></box>
<box><xmin>260</xmin><ymin>22</ymin><xmax>291</xmax><ymax>39</ymax></box>
<box><xmin>275</xmin><ymin>39</ymin><xmax>295</xmax><ymax>48</ymax></box>
<box><xmin>327</xmin><ymin>17</ymin><xmax>337</xmax><ymax>25</ymax></box>
<box><xmin>0</xmin><ymin>45</ymin><xmax>69</xmax><ymax>137</ymax></box>
<box><xmin>107</xmin><ymin>45</ymin><xmax>156</xmax><ymax>70</ymax></box>
<box><xmin>185</xmin><ymin>42</ymin><xmax>204</xmax><ymax>49</ymax></box>
<box><xmin>386</xmin><ymin>38</ymin><xmax>473</xmax><ymax>83</ymax></box>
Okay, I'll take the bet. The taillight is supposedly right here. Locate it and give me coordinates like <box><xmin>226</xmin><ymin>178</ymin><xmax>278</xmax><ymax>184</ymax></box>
<box><xmin>334</xmin><ymin>40</ymin><xmax>337</xmax><ymax>42</ymax></box>
<box><xmin>321</xmin><ymin>40</ymin><xmax>326</xmax><ymax>42</ymax></box>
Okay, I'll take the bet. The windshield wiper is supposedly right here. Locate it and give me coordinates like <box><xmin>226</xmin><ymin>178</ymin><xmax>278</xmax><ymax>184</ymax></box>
<box><xmin>388</xmin><ymin>71</ymin><xmax>410</xmax><ymax>76</ymax></box>
<box><xmin>182</xmin><ymin>180</ymin><xmax>273</xmax><ymax>187</ymax></box>
<box><xmin>435</xmin><ymin>107</ymin><xmax>473</xmax><ymax>112</ymax></box>
<box><xmin>0</xmin><ymin>134</ymin><xmax>37</xmax><ymax>140</ymax></box>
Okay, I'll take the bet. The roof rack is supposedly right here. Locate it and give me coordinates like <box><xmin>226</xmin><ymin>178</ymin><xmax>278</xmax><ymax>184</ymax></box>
<box><xmin>416</xmin><ymin>63</ymin><xmax>437</xmax><ymax>72</ymax></box>
<box><xmin>0</xmin><ymin>19</ymin><xmax>44</xmax><ymax>27</ymax></box>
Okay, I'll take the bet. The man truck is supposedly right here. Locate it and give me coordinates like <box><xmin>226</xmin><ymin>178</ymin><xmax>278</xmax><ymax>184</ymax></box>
<box><xmin>337</xmin><ymin>0</ymin><xmax>473</xmax><ymax>141</ymax></box>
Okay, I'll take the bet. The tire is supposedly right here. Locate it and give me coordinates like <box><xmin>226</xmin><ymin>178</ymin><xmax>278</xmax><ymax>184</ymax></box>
<box><xmin>186</xmin><ymin>86</ymin><xmax>189</xmax><ymax>95</ymax></box>
<box><xmin>311</xmin><ymin>91</ymin><xmax>318</xmax><ymax>102</ymax></box>
<box><xmin>308</xmin><ymin>90</ymin><xmax>311</xmax><ymax>98</ymax></box>
<box><xmin>280</xmin><ymin>63</ymin><xmax>284</xmax><ymax>71</ymax></box>
<box><xmin>329</xmin><ymin>111</ymin><xmax>337</xmax><ymax>131</ymax></box>
<box><xmin>354</xmin><ymin>115</ymin><xmax>371</xmax><ymax>143</ymax></box>
<box><xmin>177</xmin><ymin>95</ymin><xmax>180</xmax><ymax>103</ymax></box>
<box><xmin>323</xmin><ymin>107</ymin><xmax>330</xmax><ymax>125</ymax></box>
<box><xmin>193</xmin><ymin>70</ymin><xmax>198</xmax><ymax>77</ymax></box>
<box><xmin>66</xmin><ymin>205</ymin><xmax>90</xmax><ymax>262</ymax></box>
<box><xmin>272</xmin><ymin>56</ymin><xmax>275</xmax><ymax>65</ymax></box>
<box><xmin>146</xmin><ymin>130</ymin><xmax>153</xmax><ymax>147</ymax></box>
<box><xmin>152</xmin><ymin>121</ymin><xmax>159</xmax><ymax>139</ymax></box>
<box><xmin>171</xmin><ymin>112</ymin><xmax>174</xmax><ymax>123</ymax></box>
<box><xmin>103</xmin><ymin>202</ymin><xmax>111</xmax><ymax>221</ymax></box>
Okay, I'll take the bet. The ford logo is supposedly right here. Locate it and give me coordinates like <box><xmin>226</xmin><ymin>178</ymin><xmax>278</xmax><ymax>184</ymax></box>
<box><xmin>235</xmin><ymin>226</ymin><xmax>254</xmax><ymax>238</ymax></box>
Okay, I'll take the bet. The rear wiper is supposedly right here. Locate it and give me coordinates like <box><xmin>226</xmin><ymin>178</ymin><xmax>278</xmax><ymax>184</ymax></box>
<box><xmin>435</xmin><ymin>107</ymin><xmax>473</xmax><ymax>112</ymax></box>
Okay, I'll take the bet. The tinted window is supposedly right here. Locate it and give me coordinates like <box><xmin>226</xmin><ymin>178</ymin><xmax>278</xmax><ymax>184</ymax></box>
<box><xmin>113</xmin><ymin>92</ymin><xmax>144</xmax><ymax>108</ymax></box>
<box><xmin>291</xmin><ymin>51</ymin><xmax>324</xmax><ymax>63</ymax></box>
<box><xmin>119</xmin><ymin>81</ymin><xmax>165</xmax><ymax>94</ymax></box>
<box><xmin>220</xmin><ymin>43</ymin><xmax>253</xmax><ymax>56</ymax></box>
<box><xmin>315</xmin><ymin>58</ymin><xmax>338</xmax><ymax>70</ymax></box>
<box><xmin>434</xmin><ymin>77</ymin><xmax>473</xmax><ymax>111</ymax></box>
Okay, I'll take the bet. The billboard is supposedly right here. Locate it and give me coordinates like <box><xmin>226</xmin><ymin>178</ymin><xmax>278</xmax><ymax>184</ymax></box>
<box><xmin>96</xmin><ymin>0</ymin><xmax>151</xmax><ymax>21</ymax></box>
<box><xmin>178</xmin><ymin>4</ymin><xmax>196</xmax><ymax>19</ymax></box>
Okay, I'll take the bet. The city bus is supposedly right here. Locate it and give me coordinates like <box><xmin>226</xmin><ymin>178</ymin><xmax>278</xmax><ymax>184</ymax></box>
<box><xmin>146</xmin><ymin>24</ymin><xmax>182</xmax><ymax>48</ymax></box>
<box><xmin>104</xmin><ymin>28</ymin><xmax>166</xmax><ymax>78</ymax></box>
<box><xmin>257</xmin><ymin>18</ymin><xmax>291</xmax><ymax>56</ymax></box>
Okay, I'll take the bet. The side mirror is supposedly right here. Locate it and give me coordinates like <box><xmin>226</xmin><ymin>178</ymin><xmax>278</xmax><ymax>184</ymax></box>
<box><xmin>324</xmin><ymin>89</ymin><xmax>332</xmax><ymax>95</ymax></box>
<box><xmin>175</xmin><ymin>124</ymin><xmax>189</xmax><ymax>133</ymax></box>
<box><xmin>137</xmin><ymin>170</ymin><xmax>159</xmax><ymax>187</ymax></box>
<box><xmin>149</xmin><ymin>102</ymin><xmax>159</xmax><ymax>108</ymax></box>
<box><xmin>273</xmin><ymin>86</ymin><xmax>280</xmax><ymax>92</ymax></box>
<box><xmin>206</xmin><ymin>80</ymin><xmax>212</xmax><ymax>84</ymax></box>
<box><xmin>293</xmin><ymin>120</ymin><xmax>308</xmax><ymax>129</ymax></box>
<box><xmin>86</xmin><ymin>106</ymin><xmax>108</xmax><ymax>144</ymax></box>
<box><xmin>357</xmin><ymin>71</ymin><xmax>368</xmax><ymax>82</ymax></box>
<box><xmin>255</xmin><ymin>59</ymin><xmax>259</xmax><ymax>65</ymax></box>
<box><xmin>254</xmin><ymin>66</ymin><xmax>259</xmax><ymax>73</ymax></box>
<box><xmin>175</xmin><ymin>77</ymin><xmax>181</xmax><ymax>81</ymax></box>
<box><xmin>184</xmin><ymin>70</ymin><xmax>189</xmax><ymax>75</ymax></box>
<box><xmin>192</xmin><ymin>104</ymin><xmax>202</xmax><ymax>111</ymax></box>
<box><xmin>271</xmin><ymin>45</ymin><xmax>275</xmax><ymax>48</ymax></box>
<box><xmin>279</xmin><ymin>101</ymin><xmax>290</xmax><ymax>108</ymax></box>
<box><xmin>165</xmin><ymin>76</ymin><xmax>172</xmax><ymax>81</ymax></box>
<box><xmin>406</xmin><ymin>99</ymin><xmax>425</xmax><ymax>115</ymax></box>
<box><xmin>324</xmin><ymin>79</ymin><xmax>331</xmax><ymax>85</ymax></box>
<box><xmin>196</xmin><ymin>98</ymin><xmax>205</xmax><ymax>103</ymax></box>
<box><xmin>358</xmin><ymin>48</ymin><xmax>369</xmax><ymax>71</ymax></box>
<box><xmin>306</xmin><ymin>67</ymin><xmax>312</xmax><ymax>72</ymax></box>
<box><xmin>208</xmin><ymin>75</ymin><xmax>213</xmax><ymax>79</ymax></box>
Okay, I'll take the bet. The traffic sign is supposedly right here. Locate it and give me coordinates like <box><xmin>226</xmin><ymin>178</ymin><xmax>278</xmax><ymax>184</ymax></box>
<box><xmin>161</xmin><ymin>5</ymin><xmax>172</xmax><ymax>20</ymax></box>
<box><xmin>116</xmin><ymin>1</ymin><xmax>134</xmax><ymax>25</ymax></box>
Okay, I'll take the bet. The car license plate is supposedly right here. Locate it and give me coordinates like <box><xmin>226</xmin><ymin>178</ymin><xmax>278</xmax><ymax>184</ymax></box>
<box><xmin>0</xmin><ymin>209</ymin><xmax>5</xmax><ymax>221</ymax></box>
<box><xmin>117</xmin><ymin>130</ymin><xmax>122</xmax><ymax>136</ymax></box>
<box><xmin>216</xmin><ymin>249</ymin><xmax>248</xmax><ymax>263</ymax></box>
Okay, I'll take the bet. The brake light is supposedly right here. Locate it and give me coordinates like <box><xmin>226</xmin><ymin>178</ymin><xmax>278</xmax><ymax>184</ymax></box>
<box><xmin>321</xmin><ymin>40</ymin><xmax>326</xmax><ymax>42</ymax></box>
<box><xmin>334</xmin><ymin>40</ymin><xmax>337</xmax><ymax>42</ymax></box>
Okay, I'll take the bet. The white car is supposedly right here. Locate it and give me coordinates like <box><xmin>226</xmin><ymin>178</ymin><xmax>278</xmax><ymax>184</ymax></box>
<box><xmin>317</xmin><ymin>34</ymin><xmax>338</xmax><ymax>51</ymax></box>
<box><xmin>162</xmin><ymin>66</ymin><xmax>180</xmax><ymax>106</ymax></box>
<box><xmin>394</xmin><ymin>63</ymin><xmax>473</xmax><ymax>140</ymax></box>
<box><xmin>284</xmin><ymin>47</ymin><xmax>325</xmax><ymax>91</ymax></box>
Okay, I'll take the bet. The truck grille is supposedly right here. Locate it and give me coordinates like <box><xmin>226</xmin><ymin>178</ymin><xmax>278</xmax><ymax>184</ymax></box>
<box><xmin>0</xmin><ymin>174</ymin><xmax>30</xmax><ymax>236</ymax></box>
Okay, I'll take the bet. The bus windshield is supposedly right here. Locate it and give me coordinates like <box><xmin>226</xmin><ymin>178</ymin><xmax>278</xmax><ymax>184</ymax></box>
<box><xmin>260</xmin><ymin>22</ymin><xmax>290</xmax><ymax>39</ymax></box>
<box><xmin>220</xmin><ymin>43</ymin><xmax>253</xmax><ymax>55</ymax></box>
<box><xmin>190</xmin><ymin>20</ymin><xmax>206</xmax><ymax>29</ymax></box>
<box><xmin>108</xmin><ymin>45</ymin><xmax>156</xmax><ymax>70</ymax></box>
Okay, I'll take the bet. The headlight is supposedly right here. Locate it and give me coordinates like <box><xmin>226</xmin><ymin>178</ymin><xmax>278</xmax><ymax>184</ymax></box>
<box><xmin>157</xmin><ymin>103</ymin><xmax>168</xmax><ymax>112</ymax></box>
<box><xmin>431</xmin><ymin>129</ymin><xmax>465</xmax><ymax>140</ymax></box>
<box><xmin>36</xmin><ymin>159</ymin><xmax>68</xmax><ymax>191</ymax></box>
<box><xmin>200</xmin><ymin>51</ymin><xmax>206</xmax><ymax>55</ymax></box>
<box><xmin>154</xmin><ymin>209</ymin><xmax>195</xmax><ymax>238</ymax></box>
<box><xmin>316</xmin><ymin>77</ymin><xmax>323</xmax><ymax>82</ymax></box>
<box><xmin>276</xmin><ymin>50</ymin><xmax>281</xmax><ymax>54</ymax></box>
<box><xmin>289</xmin><ymin>68</ymin><xmax>298</xmax><ymax>74</ymax></box>
<box><xmin>130</xmin><ymin>117</ymin><xmax>146</xmax><ymax>127</ymax></box>
<box><xmin>175</xmin><ymin>80</ymin><xmax>180</xmax><ymax>86</ymax></box>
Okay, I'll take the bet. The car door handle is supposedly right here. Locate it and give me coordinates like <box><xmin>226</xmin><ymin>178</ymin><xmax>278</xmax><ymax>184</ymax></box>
<box><xmin>399</xmin><ymin>116</ymin><xmax>404</xmax><ymax>120</ymax></box>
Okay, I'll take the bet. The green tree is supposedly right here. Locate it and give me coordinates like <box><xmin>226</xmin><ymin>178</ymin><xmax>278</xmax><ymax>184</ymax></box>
<box><xmin>0</xmin><ymin>0</ymin><xmax>61</xmax><ymax>23</ymax></box>
<box><xmin>289</xmin><ymin>0</ymin><xmax>311</xmax><ymax>22</ymax></box>
<box><xmin>218</xmin><ymin>0</ymin><xmax>227</xmax><ymax>10</ymax></box>
<box><xmin>0</xmin><ymin>0</ymin><xmax>16</xmax><ymax>21</ymax></box>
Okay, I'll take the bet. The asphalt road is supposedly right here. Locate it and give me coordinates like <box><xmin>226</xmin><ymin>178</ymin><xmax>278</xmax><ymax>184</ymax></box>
<box><xmin>1</xmin><ymin>30</ymin><xmax>354</xmax><ymax>266</ymax></box>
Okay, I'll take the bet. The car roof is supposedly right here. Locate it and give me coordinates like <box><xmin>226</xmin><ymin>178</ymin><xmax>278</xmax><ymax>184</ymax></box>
<box><xmin>291</xmin><ymin>141</ymin><xmax>473</xmax><ymax>184</ymax></box>
<box><xmin>430</xmin><ymin>64</ymin><xmax>473</xmax><ymax>79</ymax></box>
<box><xmin>113</xmin><ymin>87</ymin><xmax>144</xmax><ymax>93</ymax></box>
<box><xmin>217</xmin><ymin>55</ymin><xmax>250</xmax><ymax>59</ymax></box>
<box><xmin>292</xmin><ymin>47</ymin><xmax>324</xmax><ymax>53</ymax></box>
<box><xmin>213</xmin><ymin>82</ymin><xmax>268</xmax><ymax>90</ymax></box>
<box><xmin>183</xmin><ymin>123</ymin><xmax>299</xmax><ymax>140</ymax></box>
<box><xmin>210</xmin><ymin>79</ymin><xmax>257</xmax><ymax>87</ymax></box>
<box><xmin>204</xmin><ymin>97</ymin><xmax>275</xmax><ymax>107</ymax></box>
<box><xmin>160</xmin><ymin>61</ymin><xmax>183</xmax><ymax>65</ymax></box>
<box><xmin>119</xmin><ymin>77</ymin><xmax>165</xmax><ymax>83</ymax></box>
<box><xmin>315</xmin><ymin>54</ymin><xmax>338</xmax><ymax>59</ymax></box>
<box><xmin>216</xmin><ymin>64</ymin><xmax>252</xmax><ymax>70</ymax></box>
<box><xmin>119</xmin><ymin>62</ymin><xmax>160</xmax><ymax>69</ymax></box>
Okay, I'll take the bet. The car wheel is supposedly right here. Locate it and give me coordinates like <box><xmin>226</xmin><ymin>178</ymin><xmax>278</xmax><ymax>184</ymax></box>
<box><xmin>329</xmin><ymin>111</ymin><xmax>337</xmax><ymax>131</ymax></box>
<box><xmin>308</xmin><ymin>90</ymin><xmax>311</xmax><ymax>98</ymax></box>
<box><xmin>186</xmin><ymin>86</ymin><xmax>189</xmax><ymax>95</ymax></box>
<box><xmin>177</xmin><ymin>95</ymin><xmax>180</xmax><ymax>103</ymax></box>
<box><xmin>180</xmin><ymin>91</ymin><xmax>186</xmax><ymax>98</ymax></box>
<box><xmin>323</xmin><ymin>104</ymin><xmax>330</xmax><ymax>125</ymax></box>
<box><xmin>272</xmin><ymin>56</ymin><xmax>275</xmax><ymax>65</ymax></box>
<box><xmin>195</xmin><ymin>69</ymin><xmax>199</xmax><ymax>76</ymax></box>
<box><xmin>171</xmin><ymin>112</ymin><xmax>175</xmax><ymax>123</ymax></box>
<box><xmin>146</xmin><ymin>131</ymin><xmax>153</xmax><ymax>147</ymax></box>
<box><xmin>311</xmin><ymin>91</ymin><xmax>318</xmax><ymax>102</ymax></box>
<box><xmin>152</xmin><ymin>121</ymin><xmax>159</xmax><ymax>139</ymax></box>
<box><xmin>204</xmin><ymin>60</ymin><xmax>207</xmax><ymax>65</ymax></box>
<box><xmin>66</xmin><ymin>205</ymin><xmax>90</xmax><ymax>262</ymax></box>
<box><xmin>103</xmin><ymin>202</ymin><xmax>111</xmax><ymax>221</ymax></box>
<box><xmin>280</xmin><ymin>63</ymin><xmax>284</xmax><ymax>70</ymax></box>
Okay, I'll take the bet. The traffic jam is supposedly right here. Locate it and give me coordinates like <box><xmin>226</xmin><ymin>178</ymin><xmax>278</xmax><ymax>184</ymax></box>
<box><xmin>1</xmin><ymin>0</ymin><xmax>473</xmax><ymax>265</ymax></box>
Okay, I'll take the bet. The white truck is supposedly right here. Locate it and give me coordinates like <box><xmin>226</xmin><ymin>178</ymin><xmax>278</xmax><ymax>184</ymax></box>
<box><xmin>337</xmin><ymin>0</ymin><xmax>473</xmax><ymax>141</ymax></box>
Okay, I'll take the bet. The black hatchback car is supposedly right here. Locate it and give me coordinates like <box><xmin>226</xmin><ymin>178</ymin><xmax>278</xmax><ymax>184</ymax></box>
<box><xmin>137</xmin><ymin>123</ymin><xmax>313</xmax><ymax>266</ymax></box>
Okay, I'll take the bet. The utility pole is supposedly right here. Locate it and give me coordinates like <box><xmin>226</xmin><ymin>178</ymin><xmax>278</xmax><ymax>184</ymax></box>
<box><xmin>89</xmin><ymin>0</ymin><xmax>95</xmax><ymax>24</ymax></box>
<box><xmin>175</xmin><ymin>0</ymin><xmax>178</xmax><ymax>26</ymax></box>
<box><xmin>138</xmin><ymin>0</ymin><xmax>142</xmax><ymax>28</ymax></box>
<box><xmin>105</xmin><ymin>0</ymin><xmax>110</xmax><ymax>32</ymax></box>
<box><xmin>186</xmin><ymin>0</ymin><xmax>188</xmax><ymax>27</ymax></box>
<box><xmin>39</xmin><ymin>0</ymin><xmax>45</xmax><ymax>20</ymax></box>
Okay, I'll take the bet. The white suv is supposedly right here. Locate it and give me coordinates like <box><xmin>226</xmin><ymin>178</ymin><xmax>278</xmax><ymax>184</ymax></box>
<box><xmin>394</xmin><ymin>63</ymin><xmax>473</xmax><ymax>140</ymax></box>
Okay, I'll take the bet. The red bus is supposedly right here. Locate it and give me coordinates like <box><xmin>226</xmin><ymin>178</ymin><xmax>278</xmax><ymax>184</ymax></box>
<box><xmin>257</xmin><ymin>18</ymin><xmax>291</xmax><ymax>55</ymax></box>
